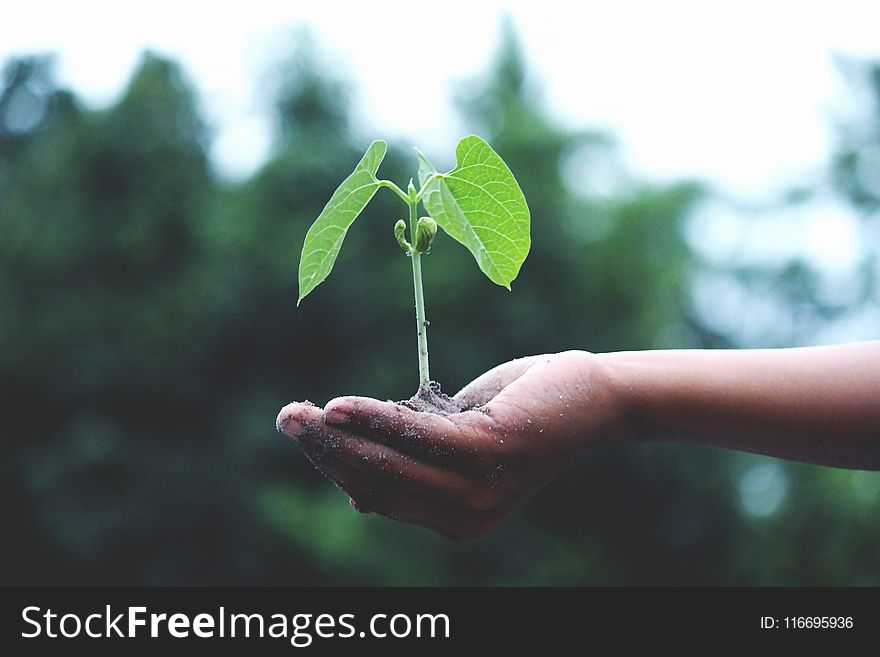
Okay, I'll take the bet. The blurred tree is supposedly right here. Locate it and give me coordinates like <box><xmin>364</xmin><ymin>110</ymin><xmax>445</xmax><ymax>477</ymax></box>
<box><xmin>679</xmin><ymin>57</ymin><xmax>880</xmax><ymax>584</ymax></box>
<box><xmin>0</xmin><ymin>56</ymin><xmax>77</xmax><ymax>164</ymax></box>
<box><xmin>0</xmin><ymin>52</ymin><xmax>260</xmax><ymax>584</ymax></box>
<box><xmin>834</xmin><ymin>63</ymin><xmax>880</xmax><ymax>213</ymax></box>
<box><xmin>831</xmin><ymin>60</ymin><xmax>880</xmax><ymax>316</ymax></box>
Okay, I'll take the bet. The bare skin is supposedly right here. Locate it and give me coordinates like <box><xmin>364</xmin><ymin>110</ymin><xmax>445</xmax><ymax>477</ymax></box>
<box><xmin>276</xmin><ymin>342</ymin><xmax>880</xmax><ymax>540</ymax></box>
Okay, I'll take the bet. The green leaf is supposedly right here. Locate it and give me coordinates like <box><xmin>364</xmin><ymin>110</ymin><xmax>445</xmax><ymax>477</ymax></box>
<box><xmin>417</xmin><ymin>135</ymin><xmax>530</xmax><ymax>289</ymax></box>
<box><xmin>297</xmin><ymin>140</ymin><xmax>387</xmax><ymax>304</ymax></box>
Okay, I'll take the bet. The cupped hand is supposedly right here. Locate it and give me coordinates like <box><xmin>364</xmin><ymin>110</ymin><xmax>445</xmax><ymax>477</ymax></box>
<box><xmin>276</xmin><ymin>350</ymin><xmax>626</xmax><ymax>539</ymax></box>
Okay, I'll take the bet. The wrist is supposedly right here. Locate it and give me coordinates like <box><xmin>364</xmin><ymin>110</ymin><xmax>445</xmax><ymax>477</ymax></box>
<box><xmin>593</xmin><ymin>350</ymin><xmax>653</xmax><ymax>445</ymax></box>
<box><xmin>560</xmin><ymin>349</ymin><xmax>643</xmax><ymax>447</ymax></box>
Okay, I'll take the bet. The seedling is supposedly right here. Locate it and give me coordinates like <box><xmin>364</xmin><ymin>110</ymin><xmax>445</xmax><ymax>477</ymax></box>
<box><xmin>297</xmin><ymin>135</ymin><xmax>530</xmax><ymax>405</ymax></box>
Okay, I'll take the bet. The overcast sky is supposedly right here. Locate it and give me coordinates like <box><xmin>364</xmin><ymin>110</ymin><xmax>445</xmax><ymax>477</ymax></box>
<box><xmin>2</xmin><ymin>0</ymin><xmax>879</xmax><ymax>197</ymax></box>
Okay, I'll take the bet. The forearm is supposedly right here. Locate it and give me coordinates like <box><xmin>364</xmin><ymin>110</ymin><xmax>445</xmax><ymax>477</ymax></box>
<box><xmin>597</xmin><ymin>342</ymin><xmax>880</xmax><ymax>470</ymax></box>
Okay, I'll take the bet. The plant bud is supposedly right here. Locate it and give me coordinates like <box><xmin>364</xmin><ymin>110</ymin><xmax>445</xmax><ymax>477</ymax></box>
<box><xmin>394</xmin><ymin>219</ymin><xmax>411</xmax><ymax>253</ymax></box>
<box><xmin>414</xmin><ymin>216</ymin><xmax>438</xmax><ymax>253</ymax></box>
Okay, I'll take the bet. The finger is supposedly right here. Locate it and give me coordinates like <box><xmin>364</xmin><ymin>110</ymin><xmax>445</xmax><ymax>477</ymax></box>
<box><xmin>281</xmin><ymin>401</ymin><xmax>504</xmax><ymax>507</ymax></box>
<box><xmin>278</xmin><ymin>401</ymin><xmax>356</xmax><ymax>479</ymax></box>
<box><xmin>328</xmin><ymin>430</ymin><xmax>502</xmax><ymax>509</ymax></box>
<box><xmin>323</xmin><ymin>396</ymin><xmax>491</xmax><ymax>466</ymax></box>
<box><xmin>276</xmin><ymin>405</ymin><xmax>389</xmax><ymax>501</ymax></box>
<box><xmin>453</xmin><ymin>356</ymin><xmax>543</xmax><ymax>407</ymax></box>
<box><xmin>308</xmin><ymin>451</ymin><xmax>504</xmax><ymax>540</ymax></box>
<box><xmin>276</xmin><ymin>401</ymin><xmax>324</xmax><ymax>439</ymax></box>
<box><xmin>277</xmin><ymin>407</ymin><xmax>505</xmax><ymax>538</ymax></box>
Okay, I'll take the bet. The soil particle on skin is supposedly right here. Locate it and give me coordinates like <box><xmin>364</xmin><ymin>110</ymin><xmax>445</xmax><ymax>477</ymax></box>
<box><xmin>399</xmin><ymin>380</ymin><xmax>472</xmax><ymax>416</ymax></box>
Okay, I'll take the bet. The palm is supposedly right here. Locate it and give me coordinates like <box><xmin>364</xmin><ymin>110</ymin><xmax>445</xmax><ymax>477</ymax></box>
<box><xmin>450</xmin><ymin>352</ymin><xmax>614</xmax><ymax>498</ymax></box>
<box><xmin>276</xmin><ymin>350</ymin><xmax>618</xmax><ymax>539</ymax></box>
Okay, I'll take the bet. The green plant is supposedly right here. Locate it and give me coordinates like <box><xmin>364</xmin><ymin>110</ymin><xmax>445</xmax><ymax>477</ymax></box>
<box><xmin>297</xmin><ymin>135</ymin><xmax>530</xmax><ymax>394</ymax></box>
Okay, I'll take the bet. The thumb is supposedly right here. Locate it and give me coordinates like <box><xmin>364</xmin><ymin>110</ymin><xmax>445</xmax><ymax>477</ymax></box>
<box><xmin>454</xmin><ymin>356</ymin><xmax>542</xmax><ymax>408</ymax></box>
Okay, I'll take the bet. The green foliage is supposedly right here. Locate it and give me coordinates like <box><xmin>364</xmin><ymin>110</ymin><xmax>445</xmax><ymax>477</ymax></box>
<box><xmin>297</xmin><ymin>140</ymin><xmax>387</xmax><ymax>304</ymax></box>
<box><xmin>393</xmin><ymin>218</ymin><xmax>411</xmax><ymax>253</ymax></box>
<box><xmin>296</xmin><ymin>133</ymin><xmax>531</xmax><ymax>390</ymax></box>
<box><xmin>298</xmin><ymin>134</ymin><xmax>530</xmax><ymax>300</ymax></box>
<box><xmin>413</xmin><ymin>216</ymin><xmax>438</xmax><ymax>254</ymax></box>
<box><xmin>418</xmin><ymin>136</ymin><xmax>530</xmax><ymax>289</ymax></box>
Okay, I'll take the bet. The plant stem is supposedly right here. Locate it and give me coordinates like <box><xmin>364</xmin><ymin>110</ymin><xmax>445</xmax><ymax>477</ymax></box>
<box><xmin>414</xmin><ymin>173</ymin><xmax>444</xmax><ymax>203</ymax></box>
<box><xmin>378</xmin><ymin>179</ymin><xmax>410</xmax><ymax>204</ymax></box>
<box><xmin>408</xmin><ymin>195</ymin><xmax>430</xmax><ymax>392</ymax></box>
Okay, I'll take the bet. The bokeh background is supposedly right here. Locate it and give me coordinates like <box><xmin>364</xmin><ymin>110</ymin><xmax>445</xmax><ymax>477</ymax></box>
<box><xmin>2</xmin><ymin>1</ymin><xmax>879</xmax><ymax>585</ymax></box>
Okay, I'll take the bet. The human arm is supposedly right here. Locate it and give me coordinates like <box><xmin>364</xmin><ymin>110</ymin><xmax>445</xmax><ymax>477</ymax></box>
<box><xmin>276</xmin><ymin>342</ymin><xmax>880</xmax><ymax>538</ymax></box>
<box><xmin>603</xmin><ymin>342</ymin><xmax>880</xmax><ymax>469</ymax></box>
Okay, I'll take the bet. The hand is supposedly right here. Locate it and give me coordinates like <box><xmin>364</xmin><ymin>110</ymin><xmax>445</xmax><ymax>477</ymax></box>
<box><xmin>276</xmin><ymin>350</ymin><xmax>625</xmax><ymax>539</ymax></box>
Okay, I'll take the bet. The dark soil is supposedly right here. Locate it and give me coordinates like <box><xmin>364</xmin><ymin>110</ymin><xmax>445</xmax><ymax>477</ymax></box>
<box><xmin>399</xmin><ymin>380</ymin><xmax>470</xmax><ymax>416</ymax></box>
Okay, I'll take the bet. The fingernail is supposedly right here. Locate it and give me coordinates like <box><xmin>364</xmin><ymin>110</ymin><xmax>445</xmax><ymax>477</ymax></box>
<box><xmin>277</xmin><ymin>414</ymin><xmax>304</xmax><ymax>437</ymax></box>
<box><xmin>325</xmin><ymin>408</ymin><xmax>350</xmax><ymax>425</ymax></box>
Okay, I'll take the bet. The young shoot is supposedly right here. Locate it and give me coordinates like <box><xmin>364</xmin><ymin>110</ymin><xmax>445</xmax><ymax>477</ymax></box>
<box><xmin>296</xmin><ymin>135</ymin><xmax>530</xmax><ymax>395</ymax></box>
